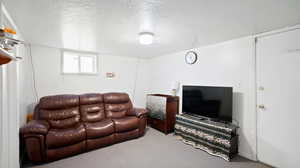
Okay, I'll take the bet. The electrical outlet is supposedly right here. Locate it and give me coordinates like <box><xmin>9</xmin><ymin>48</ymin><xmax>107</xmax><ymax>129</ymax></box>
<box><xmin>106</xmin><ymin>72</ymin><xmax>115</xmax><ymax>78</ymax></box>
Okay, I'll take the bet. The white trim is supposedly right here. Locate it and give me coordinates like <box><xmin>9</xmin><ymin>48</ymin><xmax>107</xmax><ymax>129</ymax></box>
<box><xmin>253</xmin><ymin>36</ymin><xmax>258</xmax><ymax>161</ymax></box>
<box><xmin>255</xmin><ymin>24</ymin><xmax>300</xmax><ymax>39</ymax></box>
<box><xmin>0</xmin><ymin>65</ymin><xmax>9</xmax><ymax>168</ymax></box>
<box><xmin>62</xmin><ymin>48</ymin><xmax>98</xmax><ymax>55</ymax></box>
<box><xmin>29</xmin><ymin>42</ymin><xmax>149</xmax><ymax>60</ymax></box>
<box><xmin>61</xmin><ymin>72</ymin><xmax>99</xmax><ymax>76</ymax></box>
<box><xmin>0</xmin><ymin>3</ymin><xmax>21</xmax><ymax>168</ymax></box>
<box><xmin>0</xmin><ymin>67</ymin><xmax>2</xmax><ymax>167</ymax></box>
<box><xmin>0</xmin><ymin>66</ymin><xmax>4</xmax><ymax>168</ymax></box>
<box><xmin>7</xmin><ymin>61</ymin><xmax>20</xmax><ymax>168</ymax></box>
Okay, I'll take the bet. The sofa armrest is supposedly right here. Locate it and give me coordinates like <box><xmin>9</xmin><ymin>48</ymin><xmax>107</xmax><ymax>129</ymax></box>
<box><xmin>20</xmin><ymin>120</ymin><xmax>49</xmax><ymax>162</ymax></box>
<box><xmin>128</xmin><ymin>108</ymin><xmax>148</xmax><ymax>118</ymax></box>
<box><xmin>21</xmin><ymin>120</ymin><xmax>49</xmax><ymax>135</ymax></box>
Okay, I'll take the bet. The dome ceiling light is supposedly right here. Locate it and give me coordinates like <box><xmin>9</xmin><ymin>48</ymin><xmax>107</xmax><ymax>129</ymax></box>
<box><xmin>139</xmin><ymin>32</ymin><xmax>154</xmax><ymax>45</ymax></box>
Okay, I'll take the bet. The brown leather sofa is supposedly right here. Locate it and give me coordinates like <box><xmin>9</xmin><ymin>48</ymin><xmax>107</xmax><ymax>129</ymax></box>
<box><xmin>20</xmin><ymin>93</ymin><xmax>148</xmax><ymax>162</ymax></box>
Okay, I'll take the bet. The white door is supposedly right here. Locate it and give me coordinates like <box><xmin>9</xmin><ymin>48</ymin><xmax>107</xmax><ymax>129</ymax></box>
<box><xmin>257</xmin><ymin>28</ymin><xmax>300</xmax><ymax>168</ymax></box>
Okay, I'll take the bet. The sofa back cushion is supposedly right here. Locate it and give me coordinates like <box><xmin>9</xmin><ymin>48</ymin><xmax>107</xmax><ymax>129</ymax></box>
<box><xmin>38</xmin><ymin>95</ymin><xmax>80</xmax><ymax>129</ymax></box>
<box><xmin>103</xmin><ymin>93</ymin><xmax>133</xmax><ymax>119</ymax></box>
<box><xmin>80</xmin><ymin>93</ymin><xmax>105</xmax><ymax>122</ymax></box>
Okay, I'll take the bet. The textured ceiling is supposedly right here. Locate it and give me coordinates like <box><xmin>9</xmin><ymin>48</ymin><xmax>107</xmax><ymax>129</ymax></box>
<box><xmin>4</xmin><ymin>0</ymin><xmax>300</xmax><ymax>58</ymax></box>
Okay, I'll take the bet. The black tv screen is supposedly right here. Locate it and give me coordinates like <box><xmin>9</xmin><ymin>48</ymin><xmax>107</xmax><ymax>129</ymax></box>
<box><xmin>182</xmin><ymin>86</ymin><xmax>233</xmax><ymax>122</ymax></box>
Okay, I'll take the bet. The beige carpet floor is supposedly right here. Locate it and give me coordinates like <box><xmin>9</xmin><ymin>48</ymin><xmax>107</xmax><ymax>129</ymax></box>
<box><xmin>26</xmin><ymin>128</ymin><xmax>270</xmax><ymax>168</ymax></box>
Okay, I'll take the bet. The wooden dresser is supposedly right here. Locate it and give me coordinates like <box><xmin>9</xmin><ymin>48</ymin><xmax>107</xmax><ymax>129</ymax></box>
<box><xmin>146</xmin><ymin>94</ymin><xmax>179</xmax><ymax>134</ymax></box>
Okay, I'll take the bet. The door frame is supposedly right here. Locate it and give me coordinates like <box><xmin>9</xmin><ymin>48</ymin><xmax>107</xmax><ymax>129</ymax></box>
<box><xmin>254</xmin><ymin>24</ymin><xmax>300</xmax><ymax>164</ymax></box>
<box><xmin>0</xmin><ymin>3</ymin><xmax>23</xmax><ymax>168</ymax></box>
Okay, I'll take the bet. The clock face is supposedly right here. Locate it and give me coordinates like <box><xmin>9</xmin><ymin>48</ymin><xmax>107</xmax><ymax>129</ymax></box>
<box><xmin>185</xmin><ymin>51</ymin><xmax>197</xmax><ymax>64</ymax></box>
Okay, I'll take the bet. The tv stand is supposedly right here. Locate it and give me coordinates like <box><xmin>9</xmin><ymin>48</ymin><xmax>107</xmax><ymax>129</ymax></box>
<box><xmin>187</xmin><ymin>114</ymin><xmax>207</xmax><ymax>120</ymax></box>
<box><xmin>174</xmin><ymin>114</ymin><xmax>238</xmax><ymax>161</ymax></box>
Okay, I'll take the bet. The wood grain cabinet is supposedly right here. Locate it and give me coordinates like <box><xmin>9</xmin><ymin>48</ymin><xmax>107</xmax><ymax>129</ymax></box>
<box><xmin>146</xmin><ymin>94</ymin><xmax>179</xmax><ymax>134</ymax></box>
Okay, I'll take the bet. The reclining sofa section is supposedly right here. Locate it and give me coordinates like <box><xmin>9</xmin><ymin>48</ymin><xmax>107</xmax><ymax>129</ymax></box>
<box><xmin>21</xmin><ymin>92</ymin><xmax>148</xmax><ymax>162</ymax></box>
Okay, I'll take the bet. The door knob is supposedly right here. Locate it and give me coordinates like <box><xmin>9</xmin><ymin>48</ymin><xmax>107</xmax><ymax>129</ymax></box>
<box><xmin>258</xmin><ymin>105</ymin><xmax>266</xmax><ymax>109</ymax></box>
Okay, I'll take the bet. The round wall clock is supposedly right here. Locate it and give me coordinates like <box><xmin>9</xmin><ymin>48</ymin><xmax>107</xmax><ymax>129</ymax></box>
<box><xmin>185</xmin><ymin>51</ymin><xmax>198</xmax><ymax>65</ymax></box>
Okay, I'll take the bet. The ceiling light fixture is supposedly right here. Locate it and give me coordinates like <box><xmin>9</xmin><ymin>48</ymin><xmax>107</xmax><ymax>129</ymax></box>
<box><xmin>139</xmin><ymin>32</ymin><xmax>154</xmax><ymax>45</ymax></box>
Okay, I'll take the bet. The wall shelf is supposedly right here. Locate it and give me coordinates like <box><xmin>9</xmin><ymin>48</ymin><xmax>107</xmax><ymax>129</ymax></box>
<box><xmin>0</xmin><ymin>36</ymin><xmax>23</xmax><ymax>45</ymax></box>
<box><xmin>0</xmin><ymin>35</ymin><xmax>24</xmax><ymax>65</ymax></box>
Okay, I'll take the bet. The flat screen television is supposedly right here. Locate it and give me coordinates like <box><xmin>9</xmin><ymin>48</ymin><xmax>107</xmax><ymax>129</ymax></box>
<box><xmin>182</xmin><ymin>85</ymin><xmax>233</xmax><ymax>122</ymax></box>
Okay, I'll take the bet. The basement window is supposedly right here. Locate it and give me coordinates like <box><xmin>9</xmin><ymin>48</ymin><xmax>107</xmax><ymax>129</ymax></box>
<box><xmin>62</xmin><ymin>50</ymin><xmax>98</xmax><ymax>75</ymax></box>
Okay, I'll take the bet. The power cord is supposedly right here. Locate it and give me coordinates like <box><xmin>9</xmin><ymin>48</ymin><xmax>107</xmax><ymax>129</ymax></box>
<box><xmin>132</xmin><ymin>56</ymin><xmax>142</xmax><ymax>104</ymax></box>
<box><xmin>27</xmin><ymin>43</ymin><xmax>39</xmax><ymax>103</ymax></box>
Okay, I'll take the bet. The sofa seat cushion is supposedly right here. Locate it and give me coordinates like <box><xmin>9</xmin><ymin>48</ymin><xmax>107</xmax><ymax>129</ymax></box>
<box><xmin>85</xmin><ymin>119</ymin><xmax>114</xmax><ymax>139</ymax></box>
<box><xmin>46</xmin><ymin>124</ymin><xmax>86</xmax><ymax>149</ymax></box>
<box><xmin>113</xmin><ymin>116</ymin><xmax>139</xmax><ymax>133</ymax></box>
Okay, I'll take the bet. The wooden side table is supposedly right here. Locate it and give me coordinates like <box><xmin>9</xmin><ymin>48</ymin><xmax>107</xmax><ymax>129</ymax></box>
<box><xmin>146</xmin><ymin>94</ymin><xmax>179</xmax><ymax>134</ymax></box>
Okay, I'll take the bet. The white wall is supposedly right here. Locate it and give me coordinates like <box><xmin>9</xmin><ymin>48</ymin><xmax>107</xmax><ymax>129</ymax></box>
<box><xmin>29</xmin><ymin>45</ymin><xmax>149</xmax><ymax>109</ymax></box>
<box><xmin>2</xmin><ymin>0</ymin><xmax>299</xmax><ymax>165</ymax></box>
<box><xmin>1</xmin><ymin>11</ymin><xmax>259</xmax><ymax>162</ymax></box>
<box><xmin>21</xmin><ymin>36</ymin><xmax>258</xmax><ymax>161</ymax></box>
<box><xmin>18</xmin><ymin>44</ymin><xmax>36</xmax><ymax>126</ymax></box>
<box><xmin>147</xmin><ymin>36</ymin><xmax>257</xmax><ymax>160</ymax></box>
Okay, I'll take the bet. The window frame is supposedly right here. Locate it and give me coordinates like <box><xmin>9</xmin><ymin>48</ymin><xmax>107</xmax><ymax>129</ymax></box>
<box><xmin>61</xmin><ymin>49</ymin><xmax>98</xmax><ymax>75</ymax></box>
